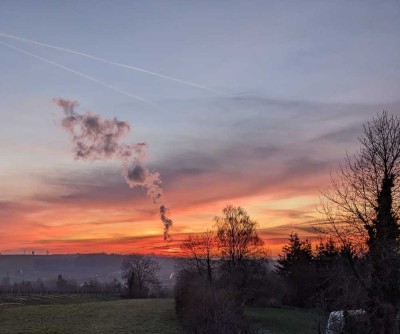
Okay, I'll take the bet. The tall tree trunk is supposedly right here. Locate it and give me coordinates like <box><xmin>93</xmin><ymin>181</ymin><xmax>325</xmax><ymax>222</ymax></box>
<box><xmin>367</xmin><ymin>175</ymin><xmax>400</xmax><ymax>333</ymax></box>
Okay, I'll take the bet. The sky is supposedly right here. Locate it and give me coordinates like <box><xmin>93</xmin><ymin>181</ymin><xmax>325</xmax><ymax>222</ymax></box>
<box><xmin>0</xmin><ymin>1</ymin><xmax>399</xmax><ymax>256</ymax></box>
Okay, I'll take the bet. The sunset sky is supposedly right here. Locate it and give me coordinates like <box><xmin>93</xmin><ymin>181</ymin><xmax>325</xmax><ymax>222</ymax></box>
<box><xmin>0</xmin><ymin>1</ymin><xmax>400</xmax><ymax>256</ymax></box>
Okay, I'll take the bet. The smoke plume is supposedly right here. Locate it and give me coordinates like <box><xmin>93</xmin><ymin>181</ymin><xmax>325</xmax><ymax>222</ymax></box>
<box><xmin>160</xmin><ymin>205</ymin><xmax>173</xmax><ymax>240</ymax></box>
<box><xmin>54</xmin><ymin>98</ymin><xmax>172</xmax><ymax>237</ymax></box>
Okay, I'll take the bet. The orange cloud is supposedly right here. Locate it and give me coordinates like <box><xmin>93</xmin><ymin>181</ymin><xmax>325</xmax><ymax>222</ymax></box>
<box><xmin>3</xmin><ymin>96</ymin><xmax>375</xmax><ymax>256</ymax></box>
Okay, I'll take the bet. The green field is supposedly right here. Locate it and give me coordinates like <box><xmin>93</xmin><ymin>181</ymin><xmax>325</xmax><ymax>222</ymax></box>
<box><xmin>0</xmin><ymin>298</ymin><xmax>181</xmax><ymax>334</ymax></box>
<box><xmin>246</xmin><ymin>307</ymin><xmax>324</xmax><ymax>334</ymax></box>
<box><xmin>0</xmin><ymin>294</ymin><xmax>120</xmax><ymax>308</ymax></box>
<box><xmin>0</xmin><ymin>296</ymin><xmax>323</xmax><ymax>333</ymax></box>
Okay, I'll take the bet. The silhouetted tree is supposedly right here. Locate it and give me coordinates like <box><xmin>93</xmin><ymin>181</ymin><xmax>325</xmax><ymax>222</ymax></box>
<box><xmin>312</xmin><ymin>238</ymin><xmax>368</xmax><ymax>310</ymax></box>
<box><xmin>215</xmin><ymin>205</ymin><xmax>267</xmax><ymax>292</ymax></box>
<box><xmin>121</xmin><ymin>255</ymin><xmax>160</xmax><ymax>298</ymax></box>
<box><xmin>56</xmin><ymin>274</ymin><xmax>67</xmax><ymax>291</ymax></box>
<box><xmin>179</xmin><ymin>230</ymin><xmax>218</xmax><ymax>283</ymax></box>
<box><xmin>215</xmin><ymin>205</ymin><xmax>264</xmax><ymax>265</ymax></box>
<box><xmin>320</xmin><ymin>111</ymin><xmax>400</xmax><ymax>333</ymax></box>
<box><xmin>104</xmin><ymin>278</ymin><xmax>122</xmax><ymax>295</ymax></box>
<box><xmin>175</xmin><ymin>205</ymin><xmax>268</xmax><ymax>333</ymax></box>
<box><xmin>34</xmin><ymin>278</ymin><xmax>45</xmax><ymax>293</ymax></box>
<box><xmin>276</xmin><ymin>233</ymin><xmax>315</xmax><ymax>306</ymax></box>
<box><xmin>313</xmin><ymin>238</ymin><xmax>340</xmax><ymax>303</ymax></box>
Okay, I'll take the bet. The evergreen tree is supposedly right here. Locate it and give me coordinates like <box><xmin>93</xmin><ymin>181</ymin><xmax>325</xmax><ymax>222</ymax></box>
<box><xmin>276</xmin><ymin>233</ymin><xmax>315</xmax><ymax>306</ymax></box>
<box><xmin>320</xmin><ymin>112</ymin><xmax>400</xmax><ymax>332</ymax></box>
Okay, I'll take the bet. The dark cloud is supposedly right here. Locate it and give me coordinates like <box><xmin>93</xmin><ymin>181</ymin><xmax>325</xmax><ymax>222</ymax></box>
<box><xmin>263</xmin><ymin>208</ymin><xmax>315</xmax><ymax>221</ymax></box>
<box><xmin>284</xmin><ymin>157</ymin><xmax>331</xmax><ymax>177</ymax></box>
<box><xmin>260</xmin><ymin>222</ymin><xmax>317</xmax><ymax>238</ymax></box>
<box><xmin>127</xmin><ymin>165</ymin><xmax>148</xmax><ymax>183</ymax></box>
<box><xmin>31</xmin><ymin>147</ymin><xmax>333</xmax><ymax>213</ymax></box>
<box><xmin>312</xmin><ymin>124</ymin><xmax>363</xmax><ymax>143</ymax></box>
<box><xmin>34</xmin><ymin>168</ymin><xmax>145</xmax><ymax>206</ymax></box>
<box><xmin>35</xmin><ymin>234</ymin><xmax>158</xmax><ymax>245</ymax></box>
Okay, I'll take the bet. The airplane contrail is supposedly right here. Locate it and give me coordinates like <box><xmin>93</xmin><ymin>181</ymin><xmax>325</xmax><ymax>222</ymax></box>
<box><xmin>0</xmin><ymin>40</ymin><xmax>158</xmax><ymax>107</ymax></box>
<box><xmin>0</xmin><ymin>32</ymin><xmax>223</xmax><ymax>95</ymax></box>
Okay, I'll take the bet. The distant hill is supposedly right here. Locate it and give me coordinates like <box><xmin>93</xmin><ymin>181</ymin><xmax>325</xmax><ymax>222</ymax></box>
<box><xmin>0</xmin><ymin>254</ymin><xmax>177</xmax><ymax>286</ymax></box>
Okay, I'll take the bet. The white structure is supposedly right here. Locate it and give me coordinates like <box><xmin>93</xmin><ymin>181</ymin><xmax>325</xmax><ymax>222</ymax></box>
<box><xmin>326</xmin><ymin>310</ymin><xmax>366</xmax><ymax>334</ymax></box>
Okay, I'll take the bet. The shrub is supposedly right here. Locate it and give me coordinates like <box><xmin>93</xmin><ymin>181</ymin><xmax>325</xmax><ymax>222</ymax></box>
<box><xmin>175</xmin><ymin>271</ymin><xmax>250</xmax><ymax>333</ymax></box>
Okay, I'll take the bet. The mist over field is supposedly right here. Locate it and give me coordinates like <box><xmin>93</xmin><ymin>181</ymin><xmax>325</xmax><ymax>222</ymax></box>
<box><xmin>0</xmin><ymin>254</ymin><xmax>176</xmax><ymax>287</ymax></box>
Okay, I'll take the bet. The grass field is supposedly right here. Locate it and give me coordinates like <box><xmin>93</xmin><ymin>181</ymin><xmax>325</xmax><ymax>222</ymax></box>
<box><xmin>0</xmin><ymin>296</ymin><xmax>323</xmax><ymax>333</ymax></box>
<box><xmin>246</xmin><ymin>306</ymin><xmax>324</xmax><ymax>334</ymax></box>
<box><xmin>0</xmin><ymin>294</ymin><xmax>120</xmax><ymax>308</ymax></box>
<box><xmin>0</xmin><ymin>298</ymin><xmax>181</xmax><ymax>334</ymax></box>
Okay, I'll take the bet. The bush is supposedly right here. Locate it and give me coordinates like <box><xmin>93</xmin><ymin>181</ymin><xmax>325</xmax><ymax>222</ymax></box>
<box><xmin>175</xmin><ymin>271</ymin><xmax>250</xmax><ymax>334</ymax></box>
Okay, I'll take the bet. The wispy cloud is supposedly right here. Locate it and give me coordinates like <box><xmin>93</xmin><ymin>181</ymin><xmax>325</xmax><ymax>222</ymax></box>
<box><xmin>2</xmin><ymin>96</ymin><xmax>400</xmax><ymax>255</ymax></box>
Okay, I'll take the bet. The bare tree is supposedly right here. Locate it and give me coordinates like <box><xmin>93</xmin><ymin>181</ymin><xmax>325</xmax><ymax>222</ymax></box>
<box><xmin>121</xmin><ymin>255</ymin><xmax>160</xmax><ymax>298</ymax></box>
<box><xmin>319</xmin><ymin>111</ymin><xmax>400</xmax><ymax>333</ymax></box>
<box><xmin>214</xmin><ymin>204</ymin><xmax>268</xmax><ymax>296</ymax></box>
<box><xmin>175</xmin><ymin>205</ymin><xmax>268</xmax><ymax>333</ymax></box>
<box><xmin>179</xmin><ymin>230</ymin><xmax>218</xmax><ymax>283</ymax></box>
<box><xmin>214</xmin><ymin>204</ymin><xmax>264</xmax><ymax>268</ymax></box>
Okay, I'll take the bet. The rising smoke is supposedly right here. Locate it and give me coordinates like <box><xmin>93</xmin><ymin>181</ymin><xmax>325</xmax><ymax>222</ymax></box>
<box><xmin>160</xmin><ymin>205</ymin><xmax>173</xmax><ymax>240</ymax></box>
<box><xmin>54</xmin><ymin>98</ymin><xmax>173</xmax><ymax>239</ymax></box>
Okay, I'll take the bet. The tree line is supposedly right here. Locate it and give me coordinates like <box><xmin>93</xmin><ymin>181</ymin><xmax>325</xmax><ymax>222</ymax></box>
<box><xmin>0</xmin><ymin>274</ymin><xmax>123</xmax><ymax>296</ymax></box>
<box><xmin>173</xmin><ymin>111</ymin><xmax>400</xmax><ymax>334</ymax></box>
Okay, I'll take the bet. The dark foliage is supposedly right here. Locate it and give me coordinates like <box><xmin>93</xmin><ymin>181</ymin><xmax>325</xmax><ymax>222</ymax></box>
<box><xmin>175</xmin><ymin>205</ymin><xmax>268</xmax><ymax>333</ymax></box>
<box><xmin>275</xmin><ymin>233</ymin><xmax>316</xmax><ymax>306</ymax></box>
<box><xmin>319</xmin><ymin>112</ymin><xmax>400</xmax><ymax>333</ymax></box>
<box><xmin>175</xmin><ymin>271</ymin><xmax>249</xmax><ymax>334</ymax></box>
<box><xmin>121</xmin><ymin>254</ymin><xmax>161</xmax><ymax>298</ymax></box>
